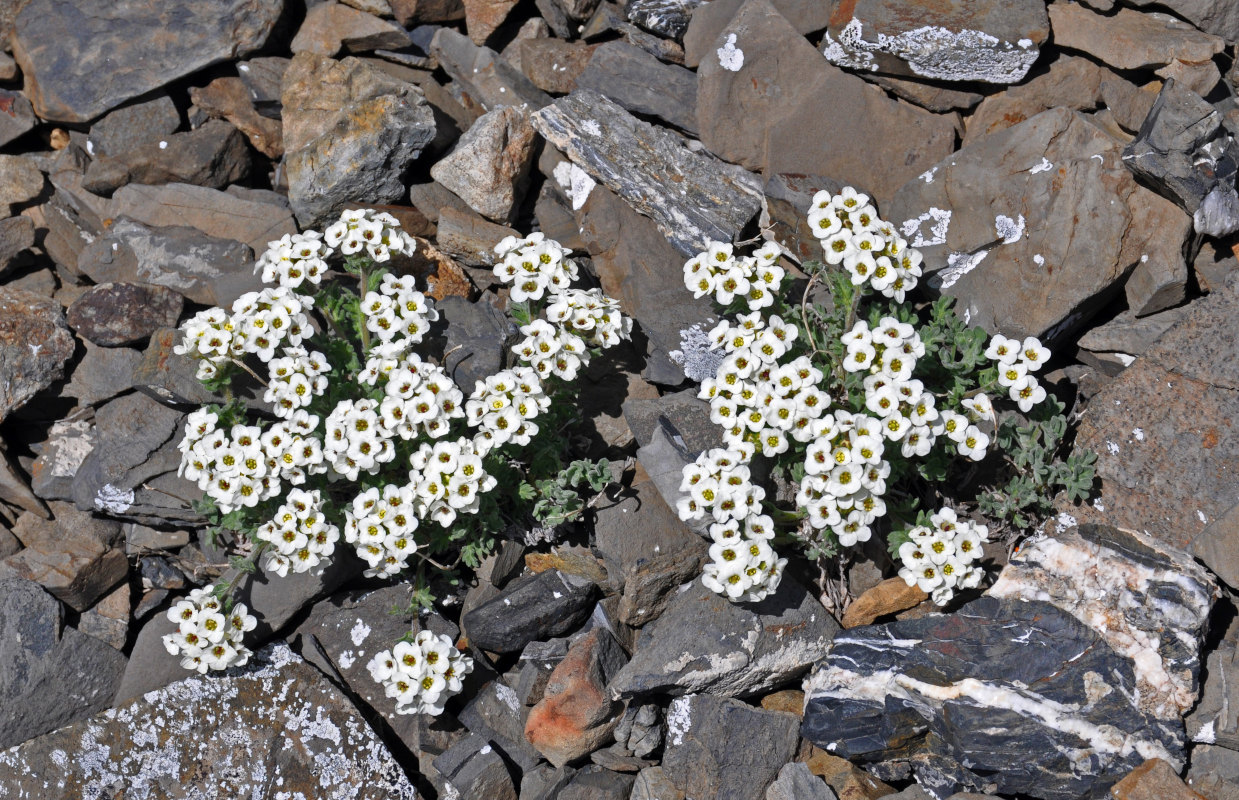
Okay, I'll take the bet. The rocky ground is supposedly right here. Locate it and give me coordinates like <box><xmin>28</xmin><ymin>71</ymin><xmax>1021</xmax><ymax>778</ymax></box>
<box><xmin>0</xmin><ymin>0</ymin><xmax>1238</xmax><ymax>798</ymax></box>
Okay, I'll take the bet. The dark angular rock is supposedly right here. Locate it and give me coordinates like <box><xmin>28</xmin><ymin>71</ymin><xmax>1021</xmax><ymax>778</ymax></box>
<box><xmin>662</xmin><ymin>692</ymin><xmax>801</xmax><ymax>800</ymax></box>
<box><xmin>0</xmin><ymin>215</ymin><xmax>35</xmax><ymax>278</ymax></box>
<box><xmin>431</xmin><ymin>104</ymin><xmax>537</xmax><ymax>223</ymax></box>
<box><xmin>76</xmin><ymin>581</ymin><xmax>130</xmax><ymax>651</ymax></box>
<box><xmin>0</xmin><ymin>577</ymin><xmax>127</xmax><ymax>750</ymax></box>
<box><xmin>1187</xmin><ymin>745</ymin><xmax>1239</xmax><ymax>800</ymax></box>
<box><xmin>822</xmin><ymin>0</ymin><xmax>1048</xmax><ymax>84</ymax></box>
<box><xmin>696</xmin><ymin>0</ymin><xmax>957</xmax><ymax>206</ymax></box>
<box><xmin>1076</xmin><ymin>306</ymin><xmax>1190</xmax><ymax>364</ymax></box>
<box><xmin>110</xmin><ymin>119</ymin><xmax>253</xmax><ymax>190</ymax></box>
<box><xmin>457</xmin><ymin>679</ymin><xmax>543</xmax><ymax>773</ymax></box>
<box><xmin>610</xmin><ymin>578</ymin><xmax>839</xmax><ymax>698</ymax></box>
<box><xmin>67</xmin><ymin>282</ymin><xmax>184</xmax><ymax>347</ymax></box>
<box><xmin>236</xmin><ymin>56</ymin><xmax>290</xmax><ymax>117</ymax></box>
<box><xmin>631</xmin><ymin>766</ymin><xmax>684</xmax><ymax>800</ymax></box>
<box><xmin>0</xmin><ymin>154</ymin><xmax>44</xmax><ymax>212</ymax></box>
<box><xmin>766</xmin><ymin>762</ymin><xmax>837</xmax><ymax>800</ymax></box>
<box><xmin>77</xmin><ymin>217</ymin><xmax>260</xmax><ymax>308</ymax></box>
<box><xmin>520</xmin><ymin>764</ymin><xmax>579</xmax><ymax>799</ymax></box>
<box><xmin>282</xmin><ymin>53</ymin><xmax>437</xmax><ymax>228</ymax></box>
<box><xmin>560</xmin><ymin>765</ymin><xmax>637</xmax><ymax>799</ymax></box>
<box><xmin>87</xmin><ymin>95</ymin><xmax>181</xmax><ymax>158</ymax></box>
<box><xmin>0</xmin><ymin>89</ymin><xmax>37</xmax><ymax>148</ymax></box>
<box><xmin>575</xmin><ymin>40</ymin><xmax>697</xmax><ymax>134</ymax></box>
<box><xmin>614</xmin><ymin>702</ymin><xmax>662</xmax><ymax>758</ymax></box>
<box><xmin>0</xmin><ymin>286</ymin><xmax>75</xmax><ymax>424</ymax></box>
<box><xmin>626</xmin><ymin>0</ymin><xmax>703</xmax><ymax>39</ymax></box>
<box><xmin>860</xmin><ymin>73</ymin><xmax>983</xmax><ymax>113</ymax></box>
<box><xmin>30</xmin><ymin>413</ymin><xmax>96</xmax><ymax>502</ymax></box>
<box><xmin>2</xmin><ymin>503</ymin><xmax>126</xmax><ymax>611</ymax></box>
<box><xmin>433</xmin><ymin>732</ymin><xmax>518</xmax><ymax>800</ymax></box>
<box><xmin>802</xmin><ymin>596</ymin><xmax>1186</xmax><ymax>800</ymax></box>
<box><xmin>440</xmin><ymin>293</ymin><xmax>517</xmax><ymax>391</ymax></box>
<box><xmin>1186</xmin><ymin>616</ymin><xmax>1239</xmax><ymax>749</ymax></box>
<box><xmin>191</xmin><ymin>77</ymin><xmax>284</xmax><ymax>159</ymax></box>
<box><xmin>0</xmin><ymin>645</ymin><xmax>417</xmax><ymax>799</ymax></box>
<box><xmin>392</xmin><ymin>0</ymin><xmax>465</xmax><ymax>24</ymax></box>
<box><xmin>431</xmin><ymin>27</ymin><xmax>553</xmax><ymax>114</ymax></box>
<box><xmin>462</xmin><ymin>568</ymin><xmax>598</xmax><ymax>653</ymax></box>
<box><xmin>763</xmin><ymin>172</ymin><xmax>844</xmax><ymax>264</ymax></box>
<box><xmin>11</xmin><ymin>0</ymin><xmax>283</xmax><ymax>123</ymax></box>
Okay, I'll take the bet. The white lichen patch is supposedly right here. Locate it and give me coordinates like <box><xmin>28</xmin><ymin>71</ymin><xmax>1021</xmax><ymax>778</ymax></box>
<box><xmin>667</xmin><ymin>696</ymin><xmax>693</xmax><ymax>745</ymax></box>
<box><xmin>495</xmin><ymin>681</ymin><xmax>521</xmax><ymax>712</ymax></box>
<box><xmin>899</xmin><ymin>207</ymin><xmax>951</xmax><ymax>248</ymax></box>
<box><xmin>717</xmin><ymin>33</ymin><xmax>744</xmax><ymax>71</ymax></box>
<box><xmin>669</xmin><ymin>320</ymin><xmax>726</xmax><ymax>382</ymax></box>
<box><xmin>552</xmin><ymin>160</ymin><xmax>596</xmax><ymax>211</ymax></box>
<box><xmin>94</xmin><ymin>484</ymin><xmax>135</xmax><ymax>514</ymax></box>
<box><xmin>46</xmin><ymin>417</ymin><xmax>96</xmax><ymax>477</ymax></box>
<box><xmin>919</xmin><ymin>167</ymin><xmax>937</xmax><ymax>183</ymax></box>
<box><xmin>995</xmin><ymin>213</ymin><xmax>1026</xmax><ymax>244</ymax></box>
<box><xmin>1030</xmin><ymin>157</ymin><xmax>1054</xmax><ymax>174</ymax></box>
<box><xmin>580</xmin><ymin>119</ymin><xmax>602</xmax><ymax>137</ymax></box>
<box><xmin>822</xmin><ymin>18</ymin><xmax>1039</xmax><ymax>83</ymax></box>
<box><xmin>933</xmin><ymin>250</ymin><xmax>987</xmax><ymax>290</ymax></box>
<box><xmin>349</xmin><ymin>618</ymin><xmax>371</xmax><ymax>647</ymax></box>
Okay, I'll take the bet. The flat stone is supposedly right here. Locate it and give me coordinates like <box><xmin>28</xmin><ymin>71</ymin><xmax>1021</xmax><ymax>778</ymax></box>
<box><xmin>108</xmin><ymin>181</ymin><xmax>296</xmax><ymax>255</ymax></box>
<box><xmin>520</xmin><ymin>39</ymin><xmax>597</xmax><ymax>95</ymax></box>
<box><xmin>87</xmin><ymin>95</ymin><xmax>181</xmax><ymax>158</ymax></box>
<box><xmin>632</xmin><ymin>766</ymin><xmax>686</xmax><ymax>800</ymax></box>
<box><xmin>434</xmin><ymin>732</ymin><xmax>518</xmax><ymax>800</ymax></box>
<box><xmin>0</xmin><ymin>444</ymin><xmax>46</xmax><ymax>517</ymax></box>
<box><xmin>526</xmin><ymin>627</ymin><xmax>627</xmax><ymax>767</ymax></box>
<box><xmin>767</xmin><ymin>762</ymin><xmax>837</xmax><ymax>800</ymax></box>
<box><xmin>1111</xmin><ymin>758</ymin><xmax>1205</xmax><ymax>800</ymax></box>
<box><xmin>282</xmin><ymin>53</ymin><xmax>437</xmax><ymax>227</ymax></box>
<box><xmin>0</xmin><ymin>577</ymin><xmax>127</xmax><ymax>751</ymax></box>
<box><xmin>0</xmin><ymin>215</ymin><xmax>36</xmax><ymax>278</ymax></box>
<box><xmin>1187</xmin><ymin>745</ymin><xmax>1239</xmax><ymax>800</ymax></box>
<box><xmin>534</xmin><ymin>89</ymin><xmax>763</xmax><ymax>258</ymax></box>
<box><xmin>391</xmin><ymin>0</ymin><xmax>465</xmax><ymax>24</ymax></box>
<box><xmin>439</xmin><ymin>293</ymin><xmax>516</xmax><ymax>391</ymax></box>
<box><xmin>964</xmin><ymin>56</ymin><xmax>1110</xmax><ymax>145</ymax></box>
<box><xmin>188</xmin><ymin>77</ymin><xmax>284</xmax><ymax>159</ymax></box>
<box><xmin>1101</xmin><ymin>77</ymin><xmax>1161</xmax><ymax>135</ymax></box>
<box><xmin>610</xmin><ymin>578</ymin><xmax>838</xmax><ymax>699</ymax></box>
<box><xmin>30</xmin><ymin>413</ymin><xmax>97</xmax><ymax>502</ymax></box>
<box><xmin>2</xmin><ymin>509</ymin><xmax>127</xmax><ymax>612</ymax></box>
<box><xmin>1048</xmin><ymin>3</ymin><xmax>1225</xmax><ymax>71</ymax></box>
<box><xmin>841</xmin><ymin>577</ymin><xmax>927</xmax><ymax>628</ymax></box>
<box><xmin>696</xmin><ymin>0</ymin><xmax>957</xmax><ymax>206</ymax></box>
<box><xmin>1125</xmin><ymin>0</ymin><xmax>1239</xmax><ymax>42</ymax></box>
<box><xmin>682</xmin><ymin>0</ymin><xmax>831</xmax><ymax>68</ymax></box>
<box><xmin>431</xmin><ymin>105</ymin><xmax>536</xmax><ymax>222</ymax></box>
<box><xmin>456</xmin><ymin>679</ymin><xmax>543</xmax><ymax>774</ymax></box>
<box><xmin>77</xmin><ymin>581</ymin><xmax>130</xmax><ymax>650</ymax></box>
<box><xmin>861</xmin><ymin>73</ymin><xmax>984</xmax><ymax>113</ymax></box>
<box><xmin>463</xmin><ymin>568</ymin><xmax>598</xmax><ymax>653</ymax></box>
<box><xmin>822</xmin><ymin>0</ymin><xmax>1048</xmax><ymax>84</ymax></box>
<box><xmin>77</xmin><ymin>217</ymin><xmax>261</xmax><ymax>307</ymax></box>
<box><xmin>0</xmin><ymin>154</ymin><xmax>44</xmax><ymax>211</ymax></box>
<box><xmin>581</xmin><ymin>2</ymin><xmax>686</xmax><ymax>64</ymax></box>
<box><xmin>434</xmin><ymin>205</ymin><xmax>520</xmax><ymax>268</ymax></box>
<box><xmin>1076</xmin><ymin>306</ymin><xmax>1191</xmax><ymax>363</ymax></box>
<box><xmin>1185</xmin><ymin>616</ymin><xmax>1239</xmax><ymax>748</ymax></box>
<box><xmin>0</xmin><ymin>286</ymin><xmax>75</xmax><ymax>424</ymax></box>
<box><xmin>1156</xmin><ymin>58</ymin><xmax>1222</xmax><ymax>97</ymax></box>
<box><xmin>1071</xmin><ymin>273</ymin><xmax>1239</xmax><ymax>551</ymax></box>
<box><xmin>109</xmin><ymin>119</ymin><xmax>252</xmax><ymax>190</ymax></box>
<box><xmin>0</xmin><ymin>644</ymin><xmax>417</xmax><ymax>799</ymax></box>
<box><xmin>291</xmin><ymin>2</ymin><xmax>410</xmax><ymax>55</ymax></box>
<box><xmin>431</xmin><ymin>27</ymin><xmax>553</xmax><ymax>114</ymax></box>
<box><xmin>129</xmin><ymin>328</ymin><xmax>222</xmax><ymax>408</ymax></box>
<box><xmin>801</xmin><ymin>747</ymin><xmax>895</xmax><ymax>800</ymax></box>
<box><xmin>67</xmin><ymin>282</ymin><xmax>184</xmax><ymax>347</ymax></box>
<box><xmin>575</xmin><ymin>40</ymin><xmax>697</xmax><ymax>134</ymax></box>
<box><xmin>560</xmin><ymin>765</ymin><xmax>637</xmax><ymax>799</ymax></box>
<box><xmin>802</xmin><ymin>596</ymin><xmax>1186</xmax><ymax>800</ymax></box>
<box><xmin>662</xmin><ymin>693</ymin><xmax>801</xmax><ymax>800</ymax></box>
<box><xmin>464</xmin><ymin>0</ymin><xmax>519</xmax><ymax>44</ymax></box>
<box><xmin>885</xmin><ymin>107</ymin><xmax>1175</xmax><ymax>342</ymax></box>
<box><xmin>11</xmin><ymin>0</ymin><xmax>282</xmax><ymax>123</ymax></box>
<box><xmin>0</xmin><ymin>89</ymin><xmax>36</xmax><ymax>148</ymax></box>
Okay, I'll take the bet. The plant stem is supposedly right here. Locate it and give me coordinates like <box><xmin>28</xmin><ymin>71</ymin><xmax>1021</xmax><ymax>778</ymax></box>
<box><xmin>229</xmin><ymin>358</ymin><xmax>269</xmax><ymax>388</ymax></box>
<box><xmin>357</xmin><ymin>264</ymin><xmax>371</xmax><ymax>353</ymax></box>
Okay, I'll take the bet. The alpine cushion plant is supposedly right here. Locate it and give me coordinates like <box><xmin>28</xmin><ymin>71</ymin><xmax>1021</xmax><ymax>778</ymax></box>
<box><xmin>678</xmin><ymin>187</ymin><xmax>1095</xmax><ymax>608</ymax></box>
<box><xmin>167</xmin><ymin>209</ymin><xmax>631</xmax><ymax>716</ymax></box>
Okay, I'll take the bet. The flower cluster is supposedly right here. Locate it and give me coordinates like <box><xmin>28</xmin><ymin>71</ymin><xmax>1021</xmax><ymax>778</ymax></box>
<box><xmin>800</xmin><ymin>411</ymin><xmax>891</xmax><ymax>546</ymax></box>
<box><xmin>367</xmin><ymin>630</ymin><xmax>474</xmax><ymax>716</ymax></box>
<box><xmin>174</xmin><ymin>286</ymin><xmax>314</xmax><ymax>379</ymax></box>
<box><xmin>325</xmin><ymin>208</ymin><xmax>418</xmax><ymax>263</ymax></box>
<box><xmin>512</xmin><ymin>318</ymin><xmax>589</xmax><ymax>380</ymax></box>
<box><xmin>255</xmin><ymin>231</ymin><xmax>332</xmax><ymax>289</ymax></box>
<box><xmin>361</xmin><ymin>273</ymin><xmax>439</xmax><ymax>348</ymax></box>
<box><xmin>493</xmin><ymin>232</ymin><xmax>579</xmax><ymax>302</ymax></box>
<box><xmin>162</xmin><ymin>586</ymin><xmax>257</xmax><ymax>673</ymax></box>
<box><xmin>809</xmin><ymin>187</ymin><xmax>922</xmax><ymax>301</ymax></box>
<box><xmin>342</xmin><ymin>484</ymin><xmax>422</xmax><ymax>578</ymax></box>
<box><xmin>986</xmin><ymin>334</ymin><xmax>1050</xmax><ymax>412</ymax></box>
<box><xmin>683</xmin><ymin>240</ymin><xmax>785</xmax><ymax>310</ymax></box>
<box><xmin>545</xmin><ymin>288</ymin><xmax>632</xmax><ymax>348</ymax></box>
<box><xmin>465</xmin><ymin>367</ymin><xmax>549</xmax><ymax>451</ymax></box>
<box><xmin>408</xmin><ymin>439</ymin><xmax>497</xmax><ymax>530</ymax></box>
<box><xmin>264</xmin><ymin>346</ymin><xmax>330</xmax><ymax>418</ymax></box>
<box><xmin>896</xmin><ymin>508</ymin><xmax>988</xmax><ymax>605</ymax></box>
<box><xmin>255</xmin><ymin>488</ymin><xmax>340</xmax><ymax>577</ymax></box>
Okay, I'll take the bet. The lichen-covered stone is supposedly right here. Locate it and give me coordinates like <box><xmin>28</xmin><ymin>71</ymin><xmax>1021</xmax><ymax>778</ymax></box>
<box><xmin>67</xmin><ymin>282</ymin><xmax>184</xmax><ymax>347</ymax></box>
<box><xmin>0</xmin><ymin>286</ymin><xmax>76</xmax><ymax>424</ymax></box>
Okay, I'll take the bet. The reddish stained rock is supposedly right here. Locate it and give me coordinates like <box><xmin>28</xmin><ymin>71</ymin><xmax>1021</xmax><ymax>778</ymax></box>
<box><xmin>189</xmin><ymin>77</ymin><xmax>284</xmax><ymax>158</ymax></box>
<box><xmin>525</xmin><ymin>628</ymin><xmax>627</xmax><ymax>767</ymax></box>
<box><xmin>1110</xmin><ymin>758</ymin><xmax>1207</xmax><ymax>800</ymax></box>
<box><xmin>0</xmin><ymin>286</ymin><xmax>76</xmax><ymax>424</ymax></box>
<box><xmin>464</xmin><ymin>0</ymin><xmax>520</xmax><ymax>44</ymax></box>
<box><xmin>67</xmin><ymin>282</ymin><xmax>184</xmax><ymax>347</ymax></box>
<box><xmin>2</xmin><ymin>528</ymin><xmax>126</xmax><ymax>611</ymax></box>
<box><xmin>841</xmin><ymin>577</ymin><xmax>928</xmax><ymax>628</ymax></box>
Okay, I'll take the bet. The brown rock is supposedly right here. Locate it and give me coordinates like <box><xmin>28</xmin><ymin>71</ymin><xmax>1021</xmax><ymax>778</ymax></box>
<box><xmin>435</xmin><ymin>205</ymin><xmax>519</xmax><ymax>267</ymax></box>
<box><xmin>525</xmin><ymin>547</ymin><xmax>609</xmax><ymax>586</ymax></box>
<box><xmin>1111</xmin><ymin>758</ymin><xmax>1205</xmax><ymax>800</ymax></box>
<box><xmin>77</xmin><ymin>581</ymin><xmax>130</xmax><ymax>650</ymax></box>
<box><xmin>0</xmin><ymin>286</ymin><xmax>76</xmax><ymax>424</ymax></box>
<box><xmin>802</xmin><ymin>746</ymin><xmax>896</xmax><ymax>800</ymax></box>
<box><xmin>760</xmin><ymin>689</ymin><xmax>805</xmax><ymax>717</ymax></box>
<box><xmin>0</xmin><ymin>442</ymin><xmax>45</xmax><ymax>517</ymax></box>
<box><xmin>430</xmin><ymin>104</ymin><xmax>537</xmax><ymax>222</ymax></box>
<box><xmin>3</xmin><ymin>512</ymin><xmax>126</xmax><ymax>611</ymax></box>
<box><xmin>115</xmin><ymin>119</ymin><xmax>252</xmax><ymax>190</ymax></box>
<box><xmin>841</xmin><ymin>577</ymin><xmax>928</xmax><ymax>628</ymax></box>
<box><xmin>0</xmin><ymin>154</ymin><xmax>44</xmax><ymax>211</ymax></box>
<box><xmin>521</xmin><ymin>38</ymin><xmax>598</xmax><ymax>94</ymax></box>
<box><xmin>391</xmin><ymin>0</ymin><xmax>464</xmax><ymax>24</ymax></box>
<box><xmin>108</xmin><ymin>182</ymin><xmax>296</xmax><ymax>255</ymax></box>
<box><xmin>682</xmin><ymin>0</ymin><xmax>830</xmax><ymax>68</ymax></box>
<box><xmin>1048</xmin><ymin>3</ymin><xmax>1225</xmax><ymax>71</ymax></box>
<box><xmin>67</xmin><ymin>282</ymin><xmax>184</xmax><ymax>347</ymax></box>
<box><xmin>291</xmin><ymin>1</ymin><xmax>410</xmax><ymax>56</ymax></box>
<box><xmin>1155</xmin><ymin>59</ymin><xmax>1221</xmax><ymax>97</ymax></box>
<box><xmin>863</xmin><ymin>74</ymin><xmax>983</xmax><ymax>113</ymax></box>
<box><xmin>189</xmin><ymin>77</ymin><xmax>284</xmax><ymax>158</ymax></box>
<box><xmin>695</xmin><ymin>0</ymin><xmax>957</xmax><ymax>206</ymax></box>
<box><xmin>525</xmin><ymin>628</ymin><xmax>627</xmax><ymax>767</ymax></box>
<box><xmin>401</xmin><ymin>237</ymin><xmax>474</xmax><ymax>300</ymax></box>
<box><xmin>1123</xmin><ymin>192</ymin><xmax>1191</xmax><ymax>316</ymax></box>
<box><xmin>465</xmin><ymin>0</ymin><xmax>519</xmax><ymax>43</ymax></box>
<box><xmin>0</xmin><ymin>215</ymin><xmax>36</xmax><ymax>278</ymax></box>
<box><xmin>1101</xmin><ymin>78</ymin><xmax>1161</xmax><ymax>134</ymax></box>
<box><xmin>965</xmin><ymin>56</ymin><xmax>1110</xmax><ymax>146</ymax></box>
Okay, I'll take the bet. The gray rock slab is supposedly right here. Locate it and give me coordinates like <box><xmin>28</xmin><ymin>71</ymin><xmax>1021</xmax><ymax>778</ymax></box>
<box><xmin>0</xmin><ymin>215</ymin><xmax>36</xmax><ymax>278</ymax></box>
<box><xmin>67</xmin><ymin>282</ymin><xmax>184</xmax><ymax>347</ymax></box>
<box><xmin>87</xmin><ymin>95</ymin><xmax>181</xmax><ymax>158</ymax></box>
<box><xmin>1126</xmin><ymin>0</ymin><xmax>1239</xmax><ymax>41</ymax></box>
<box><xmin>766</xmin><ymin>762</ymin><xmax>838</xmax><ymax>800</ymax></box>
<box><xmin>462</xmin><ymin>568</ymin><xmax>597</xmax><ymax>653</ymax></box>
<box><xmin>11</xmin><ymin>0</ymin><xmax>282</xmax><ymax>123</ymax></box>
<box><xmin>575</xmin><ymin>40</ymin><xmax>698</xmax><ymax>134</ymax></box>
<box><xmin>0</xmin><ymin>89</ymin><xmax>37</xmax><ymax>148</ymax></box>
<box><xmin>1048</xmin><ymin>2</ymin><xmax>1225</xmax><ymax>71</ymax></box>
<box><xmin>440</xmin><ymin>293</ymin><xmax>518</xmax><ymax>394</ymax></box>
<box><xmin>434</xmin><ymin>732</ymin><xmax>518</xmax><ymax>800</ymax></box>
<box><xmin>610</xmin><ymin>578</ymin><xmax>838</xmax><ymax>699</ymax></box>
<box><xmin>533</xmin><ymin>89</ymin><xmax>762</xmax><ymax>258</ymax></box>
<box><xmin>431</xmin><ymin>104</ymin><xmax>536</xmax><ymax>222</ymax></box>
<box><xmin>682</xmin><ymin>0</ymin><xmax>831</xmax><ymax>68</ymax></box>
<box><xmin>431</xmin><ymin>27</ymin><xmax>553</xmax><ymax>113</ymax></box>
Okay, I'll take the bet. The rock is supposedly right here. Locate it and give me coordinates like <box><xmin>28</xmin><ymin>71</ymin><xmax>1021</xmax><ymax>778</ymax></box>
<box><xmin>1111</xmin><ymin>758</ymin><xmax>1205</xmax><ymax>800</ymax></box>
<box><xmin>292</xmin><ymin>2</ymin><xmax>410</xmax><ymax>55</ymax></box>
<box><xmin>1101</xmin><ymin>77</ymin><xmax>1161</xmax><ymax>135</ymax></box>
<box><xmin>1193</xmin><ymin>501</ymin><xmax>1239</xmax><ymax>591</ymax></box>
<box><xmin>964</xmin><ymin>56</ymin><xmax>1109</xmax><ymax>145</ymax></box>
<box><xmin>434</xmin><ymin>732</ymin><xmax>519</xmax><ymax>800</ymax></box>
<box><xmin>1048</xmin><ymin>3</ymin><xmax>1224</xmax><ymax>72</ymax></box>
<box><xmin>841</xmin><ymin>577</ymin><xmax>927</xmax><ymax>628</ymax></box>
<box><xmin>760</xmin><ymin>689</ymin><xmax>804</xmax><ymax>717</ymax></box>
<box><xmin>990</xmin><ymin>525</ymin><xmax>1216</xmax><ymax>721</ymax></box>
<box><xmin>801</xmin><ymin>747</ymin><xmax>895</xmax><ymax>800</ymax></box>
<box><xmin>431</xmin><ymin>27</ymin><xmax>553</xmax><ymax>113</ymax></box>
<box><xmin>189</xmin><ymin>77</ymin><xmax>284</xmax><ymax>159</ymax></box>
<box><xmin>1156</xmin><ymin>58</ymin><xmax>1221</xmax><ymax>97</ymax></box>
<box><xmin>0</xmin><ymin>286</ymin><xmax>75</xmax><ymax>424</ymax></box>
<box><xmin>67</xmin><ymin>282</ymin><xmax>184</xmax><ymax>347</ymax></box>
<box><xmin>696</xmin><ymin>0</ymin><xmax>957</xmax><ymax>206</ymax></box>
<box><xmin>1123</xmin><ymin>80</ymin><xmax>1238</xmax><ymax>235</ymax></box>
<box><xmin>77</xmin><ymin>581</ymin><xmax>130</xmax><ymax>650</ymax></box>
<box><xmin>610</xmin><ymin>578</ymin><xmax>838</xmax><ymax>698</ymax></box>
<box><xmin>108</xmin><ymin>181</ymin><xmax>296</xmax><ymax>255</ymax></box>
<box><xmin>1122</xmin><ymin>191</ymin><xmax>1192</xmax><ymax>317</ymax></box>
<box><xmin>632</xmin><ymin>766</ymin><xmax>686</xmax><ymax>800</ymax></box>
<box><xmin>30</xmin><ymin>413</ymin><xmax>96</xmax><ymax>502</ymax></box>
<box><xmin>581</xmin><ymin>2</ymin><xmax>686</xmax><ymax>64</ymax></box>
<box><xmin>0</xmin><ymin>442</ymin><xmax>45</xmax><ymax>517</ymax></box>
<box><xmin>0</xmin><ymin>644</ymin><xmax>416</xmax><ymax>799</ymax></box>
<box><xmin>624</xmin><ymin>386</ymin><xmax>722</xmax><ymax>455</ymax></box>
<box><xmin>1125</xmin><ymin>0</ymin><xmax>1239</xmax><ymax>42</ymax></box>
<box><xmin>614</xmin><ymin>702</ymin><xmax>662</xmax><ymax>758</ymax></box>
<box><xmin>525</xmin><ymin>627</ymin><xmax>627</xmax><ymax>767</ymax></box>
<box><xmin>521</xmin><ymin>763</ymin><xmax>579</xmax><ymax>799</ymax></box>
<box><xmin>1072</xmin><ymin>273</ymin><xmax>1239</xmax><ymax>551</ymax></box>
<box><xmin>576</xmin><ymin>184</ymin><xmax>717</xmax><ymax>385</ymax></box>
<box><xmin>535</xmin><ymin>90</ymin><xmax>762</xmax><ymax>258</ymax></box>
<box><xmin>1185</xmin><ymin>618</ymin><xmax>1239</xmax><ymax>748</ymax></box>
<box><xmin>1076</xmin><ymin>306</ymin><xmax>1190</xmax><ymax>367</ymax></box>
<box><xmin>0</xmin><ymin>215</ymin><xmax>35</xmax><ymax>277</ymax></box>
<box><xmin>431</xmin><ymin>105</ymin><xmax>537</xmax><ymax>222</ymax></box>
<box><xmin>236</xmin><ymin>56</ymin><xmax>290</xmax><ymax>116</ymax></box>
<box><xmin>861</xmin><ymin>74</ymin><xmax>983</xmax><ymax>113</ymax></box>
<box><xmin>767</xmin><ymin>762</ymin><xmax>838</xmax><ymax>800</ymax></box>
<box><xmin>762</xmin><ymin>173</ymin><xmax>845</xmax><ymax>264</ymax></box>
<box><xmin>662</xmin><ymin>693</ymin><xmax>801</xmax><ymax>800</ymax></box>
<box><xmin>87</xmin><ymin>95</ymin><xmax>181</xmax><ymax>158</ymax></box>
<box><xmin>1187</xmin><ymin>745</ymin><xmax>1239</xmax><ymax>800</ymax></box>
<box><xmin>682</xmin><ymin>0</ymin><xmax>831</xmax><ymax>68</ymax></box>
<box><xmin>439</xmin><ymin>293</ymin><xmax>516</xmax><ymax>391</ymax></box>
<box><xmin>2</xmin><ymin>506</ymin><xmax>126</xmax><ymax>612</ymax></box>
<box><xmin>124</xmin><ymin>523</ymin><xmax>190</xmax><ymax>553</ymax></box>
<box><xmin>0</xmin><ymin>578</ymin><xmax>127</xmax><ymax>750</ymax></box>
<box><xmin>457</xmin><ymin>679</ymin><xmax>544</xmax><ymax>773</ymax></box>
<box><xmin>107</xmin><ymin>119</ymin><xmax>252</xmax><ymax>190</ymax></box>
<box><xmin>822</xmin><ymin>0</ymin><xmax>1048</xmax><ymax>84</ymax></box>
<box><xmin>0</xmin><ymin>89</ymin><xmax>35</xmax><ymax>147</ymax></box>
<box><xmin>885</xmin><ymin>108</ymin><xmax>1179</xmax><ymax>342</ymax></box>
<box><xmin>560</xmin><ymin>765</ymin><xmax>637</xmax><ymax>799</ymax></box>
<box><xmin>802</xmin><ymin>596</ymin><xmax>1186</xmax><ymax>800</ymax></box>
<box><xmin>0</xmin><ymin>154</ymin><xmax>44</xmax><ymax>212</ymax></box>
<box><xmin>11</xmin><ymin>0</ymin><xmax>282</xmax><ymax>123</ymax></box>
<box><xmin>129</xmin><ymin>328</ymin><xmax>221</xmax><ymax>408</ymax></box>
<box><xmin>434</xmin><ymin>205</ymin><xmax>520</xmax><ymax>268</ymax></box>
<box><xmin>520</xmin><ymin>39</ymin><xmax>597</xmax><ymax>95</ymax></box>
<box><xmin>626</xmin><ymin>0</ymin><xmax>702</xmax><ymax>39</ymax></box>
<box><xmin>392</xmin><ymin>0</ymin><xmax>464</xmax><ymax>23</ymax></box>
<box><xmin>282</xmin><ymin>53</ymin><xmax>437</xmax><ymax>228</ymax></box>
<box><xmin>77</xmin><ymin>217</ymin><xmax>261</xmax><ymax>307</ymax></box>
<box><xmin>574</xmin><ymin>41</ymin><xmax>697</xmax><ymax>134</ymax></box>
<box><xmin>465</xmin><ymin>0</ymin><xmax>519</xmax><ymax>44</ymax></box>
<box><xmin>463</xmin><ymin>568</ymin><xmax>598</xmax><ymax>653</ymax></box>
